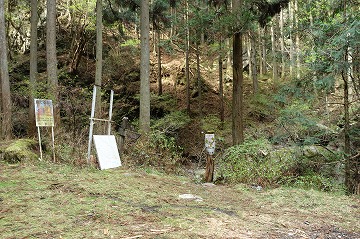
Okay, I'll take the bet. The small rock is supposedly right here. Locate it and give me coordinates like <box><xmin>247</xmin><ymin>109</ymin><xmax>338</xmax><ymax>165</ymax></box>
<box><xmin>178</xmin><ymin>194</ymin><xmax>203</xmax><ymax>202</ymax></box>
<box><xmin>202</xmin><ymin>183</ymin><xmax>216</xmax><ymax>187</ymax></box>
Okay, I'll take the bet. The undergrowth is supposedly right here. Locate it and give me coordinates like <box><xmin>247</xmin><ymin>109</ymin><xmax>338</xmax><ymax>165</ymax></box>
<box><xmin>218</xmin><ymin>138</ymin><xmax>344</xmax><ymax>192</ymax></box>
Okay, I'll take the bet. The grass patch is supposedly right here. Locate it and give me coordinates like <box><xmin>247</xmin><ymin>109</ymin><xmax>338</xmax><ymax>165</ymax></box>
<box><xmin>1</xmin><ymin>160</ymin><xmax>359</xmax><ymax>238</ymax></box>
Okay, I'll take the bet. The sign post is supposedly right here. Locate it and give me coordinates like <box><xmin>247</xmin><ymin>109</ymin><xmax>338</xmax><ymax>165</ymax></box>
<box><xmin>204</xmin><ymin>133</ymin><xmax>215</xmax><ymax>182</ymax></box>
<box><xmin>34</xmin><ymin>99</ymin><xmax>55</xmax><ymax>161</ymax></box>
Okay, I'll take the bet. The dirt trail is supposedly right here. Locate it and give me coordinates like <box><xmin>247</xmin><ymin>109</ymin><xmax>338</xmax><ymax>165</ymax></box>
<box><xmin>0</xmin><ymin>161</ymin><xmax>359</xmax><ymax>238</ymax></box>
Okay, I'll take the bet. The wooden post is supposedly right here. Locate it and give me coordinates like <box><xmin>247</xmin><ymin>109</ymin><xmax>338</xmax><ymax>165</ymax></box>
<box><xmin>119</xmin><ymin>117</ymin><xmax>128</xmax><ymax>156</ymax></box>
<box><xmin>204</xmin><ymin>132</ymin><xmax>215</xmax><ymax>182</ymax></box>
<box><xmin>205</xmin><ymin>154</ymin><xmax>214</xmax><ymax>182</ymax></box>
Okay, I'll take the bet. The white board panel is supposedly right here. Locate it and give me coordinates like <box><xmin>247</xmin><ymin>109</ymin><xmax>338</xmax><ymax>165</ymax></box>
<box><xmin>93</xmin><ymin>135</ymin><xmax>121</xmax><ymax>170</ymax></box>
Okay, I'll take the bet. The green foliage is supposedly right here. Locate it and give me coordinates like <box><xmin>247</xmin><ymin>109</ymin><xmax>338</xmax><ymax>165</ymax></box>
<box><xmin>126</xmin><ymin>132</ymin><xmax>183</xmax><ymax>173</ymax></box>
<box><xmin>200</xmin><ymin>114</ymin><xmax>222</xmax><ymax>133</ymax></box>
<box><xmin>126</xmin><ymin>111</ymin><xmax>190</xmax><ymax>172</ymax></box>
<box><xmin>272</xmin><ymin>101</ymin><xmax>334</xmax><ymax>146</ymax></box>
<box><xmin>219</xmin><ymin>138</ymin><xmax>278</xmax><ymax>185</ymax></box>
<box><xmin>150</xmin><ymin>93</ymin><xmax>178</xmax><ymax>114</ymax></box>
<box><xmin>219</xmin><ymin>138</ymin><xmax>343</xmax><ymax>191</ymax></box>
<box><xmin>120</xmin><ymin>39</ymin><xmax>140</xmax><ymax>47</ymax></box>
<box><xmin>152</xmin><ymin>110</ymin><xmax>191</xmax><ymax>134</ymax></box>
<box><xmin>247</xmin><ymin>93</ymin><xmax>276</xmax><ymax>121</ymax></box>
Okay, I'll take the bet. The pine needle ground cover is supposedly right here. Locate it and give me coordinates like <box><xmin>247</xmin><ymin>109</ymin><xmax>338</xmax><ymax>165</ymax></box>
<box><xmin>0</xmin><ymin>161</ymin><xmax>359</xmax><ymax>238</ymax></box>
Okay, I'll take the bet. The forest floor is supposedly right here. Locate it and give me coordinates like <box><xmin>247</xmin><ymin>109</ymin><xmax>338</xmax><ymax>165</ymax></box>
<box><xmin>1</xmin><ymin>160</ymin><xmax>359</xmax><ymax>239</ymax></box>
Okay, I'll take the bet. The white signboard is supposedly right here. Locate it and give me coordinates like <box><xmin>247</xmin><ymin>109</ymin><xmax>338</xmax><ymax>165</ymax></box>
<box><xmin>93</xmin><ymin>135</ymin><xmax>121</xmax><ymax>170</ymax></box>
<box><xmin>205</xmin><ymin>133</ymin><xmax>215</xmax><ymax>155</ymax></box>
<box><xmin>34</xmin><ymin>99</ymin><xmax>54</xmax><ymax>127</ymax></box>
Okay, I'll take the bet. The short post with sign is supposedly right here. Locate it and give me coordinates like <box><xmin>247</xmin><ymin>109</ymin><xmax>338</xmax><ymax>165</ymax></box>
<box><xmin>204</xmin><ymin>132</ymin><xmax>215</xmax><ymax>182</ymax></box>
<box><xmin>34</xmin><ymin>99</ymin><xmax>55</xmax><ymax>162</ymax></box>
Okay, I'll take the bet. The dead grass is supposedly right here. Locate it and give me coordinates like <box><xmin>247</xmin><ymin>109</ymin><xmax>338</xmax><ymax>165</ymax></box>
<box><xmin>0</xmin><ymin>160</ymin><xmax>359</xmax><ymax>239</ymax></box>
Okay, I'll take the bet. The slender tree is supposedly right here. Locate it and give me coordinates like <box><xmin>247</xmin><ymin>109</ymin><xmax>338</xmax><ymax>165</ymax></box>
<box><xmin>46</xmin><ymin>0</ymin><xmax>59</xmax><ymax>125</ymax></box>
<box><xmin>139</xmin><ymin>0</ymin><xmax>151</xmax><ymax>133</ymax></box>
<box><xmin>279</xmin><ymin>9</ymin><xmax>285</xmax><ymax>78</ymax></box>
<box><xmin>29</xmin><ymin>0</ymin><xmax>38</xmax><ymax>137</ymax></box>
<box><xmin>185</xmin><ymin>0</ymin><xmax>190</xmax><ymax>114</ymax></box>
<box><xmin>249</xmin><ymin>31</ymin><xmax>258</xmax><ymax>93</ymax></box>
<box><xmin>0</xmin><ymin>0</ymin><xmax>11</xmax><ymax>140</ymax></box>
<box><xmin>271</xmin><ymin>18</ymin><xmax>278</xmax><ymax>83</ymax></box>
<box><xmin>95</xmin><ymin>0</ymin><xmax>103</xmax><ymax>120</ymax></box>
<box><xmin>232</xmin><ymin>0</ymin><xmax>244</xmax><ymax>145</ymax></box>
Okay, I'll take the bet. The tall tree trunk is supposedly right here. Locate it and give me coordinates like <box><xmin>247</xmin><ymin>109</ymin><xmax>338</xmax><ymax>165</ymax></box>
<box><xmin>185</xmin><ymin>0</ymin><xmax>190</xmax><ymax>114</ymax></box>
<box><xmin>288</xmin><ymin>1</ymin><xmax>294</xmax><ymax>78</ymax></box>
<box><xmin>343</xmin><ymin>0</ymin><xmax>358</xmax><ymax>194</ymax></box>
<box><xmin>157</xmin><ymin>27</ymin><xmax>162</xmax><ymax>96</ymax></box>
<box><xmin>219</xmin><ymin>37</ymin><xmax>224</xmax><ymax>125</ymax></box>
<box><xmin>294</xmin><ymin>0</ymin><xmax>300</xmax><ymax>79</ymax></box>
<box><xmin>46</xmin><ymin>0</ymin><xmax>59</xmax><ymax>126</ymax></box>
<box><xmin>343</xmin><ymin>69</ymin><xmax>352</xmax><ymax>192</ymax></box>
<box><xmin>139</xmin><ymin>0</ymin><xmax>150</xmax><ymax>133</ymax></box>
<box><xmin>259</xmin><ymin>27</ymin><xmax>267</xmax><ymax>76</ymax></box>
<box><xmin>249</xmin><ymin>31</ymin><xmax>258</xmax><ymax>93</ymax></box>
<box><xmin>226</xmin><ymin>38</ymin><xmax>232</xmax><ymax>79</ymax></box>
<box><xmin>271</xmin><ymin>20</ymin><xmax>278</xmax><ymax>84</ymax></box>
<box><xmin>279</xmin><ymin>9</ymin><xmax>285</xmax><ymax>78</ymax></box>
<box><xmin>0</xmin><ymin>0</ymin><xmax>11</xmax><ymax>140</ymax></box>
<box><xmin>232</xmin><ymin>0</ymin><xmax>244</xmax><ymax>145</ymax></box>
<box><xmin>196</xmin><ymin>41</ymin><xmax>202</xmax><ymax>116</ymax></box>
<box><xmin>95</xmin><ymin>0</ymin><xmax>103</xmax><ymax>120</ymax></box>
<box><xmin>28</xmin><ymin>0</ymin><xmax>38</xmax><ymax>137</ymax></box>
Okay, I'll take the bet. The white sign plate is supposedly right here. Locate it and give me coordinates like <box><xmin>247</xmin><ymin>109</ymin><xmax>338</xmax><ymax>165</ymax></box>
<box><xmin>93</xmin><ymin>135</ymin><xmax>121</xmax><ymax>170</ymax></box>
<box><xmin>205</xmin><ymin>134</ymin><xmax>215</xmax><ymax>155</ymax></box>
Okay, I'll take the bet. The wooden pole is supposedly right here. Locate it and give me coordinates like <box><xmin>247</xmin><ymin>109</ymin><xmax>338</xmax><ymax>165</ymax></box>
<box><xmin>205</xmin><ymin>154</ymin><xmax>214</xmax><ymax>182</ymax></box>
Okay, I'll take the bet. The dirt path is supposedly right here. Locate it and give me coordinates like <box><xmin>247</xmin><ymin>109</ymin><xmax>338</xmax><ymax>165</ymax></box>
<box><xmin>1</xmin><ymin>161</ymin><xmax>359</xmax><ymax>238</ymax></box>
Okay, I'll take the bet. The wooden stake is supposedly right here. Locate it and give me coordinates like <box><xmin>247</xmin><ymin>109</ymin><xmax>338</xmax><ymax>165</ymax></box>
<box><xmin>205</xmin><ymin>154</ymin><xmax>214</xmax><ymax>182</ymax></box>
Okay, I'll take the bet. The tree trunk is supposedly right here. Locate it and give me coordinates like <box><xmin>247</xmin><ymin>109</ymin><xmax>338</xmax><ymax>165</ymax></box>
<box><xmin>185</xmin><ymin>0</ymin><xmax>190</xmax><ymax>114</ymax></box>
<box><xmin>343</xmin><ymin>69</ymin><xmax>352</xmax><ymax>192</ymax></box>
<box><xmin>279</xmin><ymin>9</ymin><xmax>285</xmax><ymax>78</ymax></box>
<box><xmin>294</xmin><ymin>0</ymin><xmax>300</xmax><ymax>79</ymax></box>
<box><xmin>0</xmin><ymin>0</ymin><xmax>12</xmax><ymax>140</ymax></box>
<box><xmin>139</xmin><ymin>0</ymin><xmax>150</xmax><ymax>133</ymax></box>
<box><xmin>258</xmin><ymin>27</ymin><xmax>267</xmax><ymax>76</ymax></box>
<box><xmin>219</xmin><ymin>37</ymin><xmax>224</xmax><ymax>125</ymax></box>
<box><xmin>232</xmin><ymin>0</ymin><xmax>244</xmax><ymax>145</ymax></box>
<box><xmin>288</xmin><ymin>1</ymin><xmax>294</xmax><ymax>78</ymax></box>
<box><xmin>196</xmin><ymin>41</ymin><xmax>202</xmax><ymax>116</ymax></box>
<box><xmin>28</xmin><ymin>0</ymin><xmax>38</xmax><ymax>138</ymax></box>
<box><xmin>271</xmin><ymin>20</ymin><xmax>278</xmax><ymax>84</ymax></box>
<box><xmin>250</xmin><ymin>31</ymin><xmax>258</xmax><ymax>94</ymax></box>
<box><xmin>46</xmin><ymin>0</ymin><xmax>59</xmax><ymax>126</ymax></box>
<box><xmin>157</xmin><ymin>27</ymin><xmax>162</xmax><ymax>96</ymax></box>
<box><xmin>226</xmin><ymin>38</ymin><xmax>232</xmax><ymax>79</ymax></box>
<box><xmin>95</xmin><ymin>0</ymin><xmax>103</xmax><ymax>121</ymax></box>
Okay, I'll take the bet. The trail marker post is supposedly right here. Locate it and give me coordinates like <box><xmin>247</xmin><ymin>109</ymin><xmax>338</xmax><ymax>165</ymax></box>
<box><xmin>204</xmin><ymin>132</ymin><xmax>215</xmax><ymax>182</ymax></box>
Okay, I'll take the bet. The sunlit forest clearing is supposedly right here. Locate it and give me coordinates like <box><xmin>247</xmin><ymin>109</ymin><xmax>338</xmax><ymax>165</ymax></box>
<box><xmin>0</xmin><ymin>0</ymin><xmax>359</xmax><ymax>237</ymax></box>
